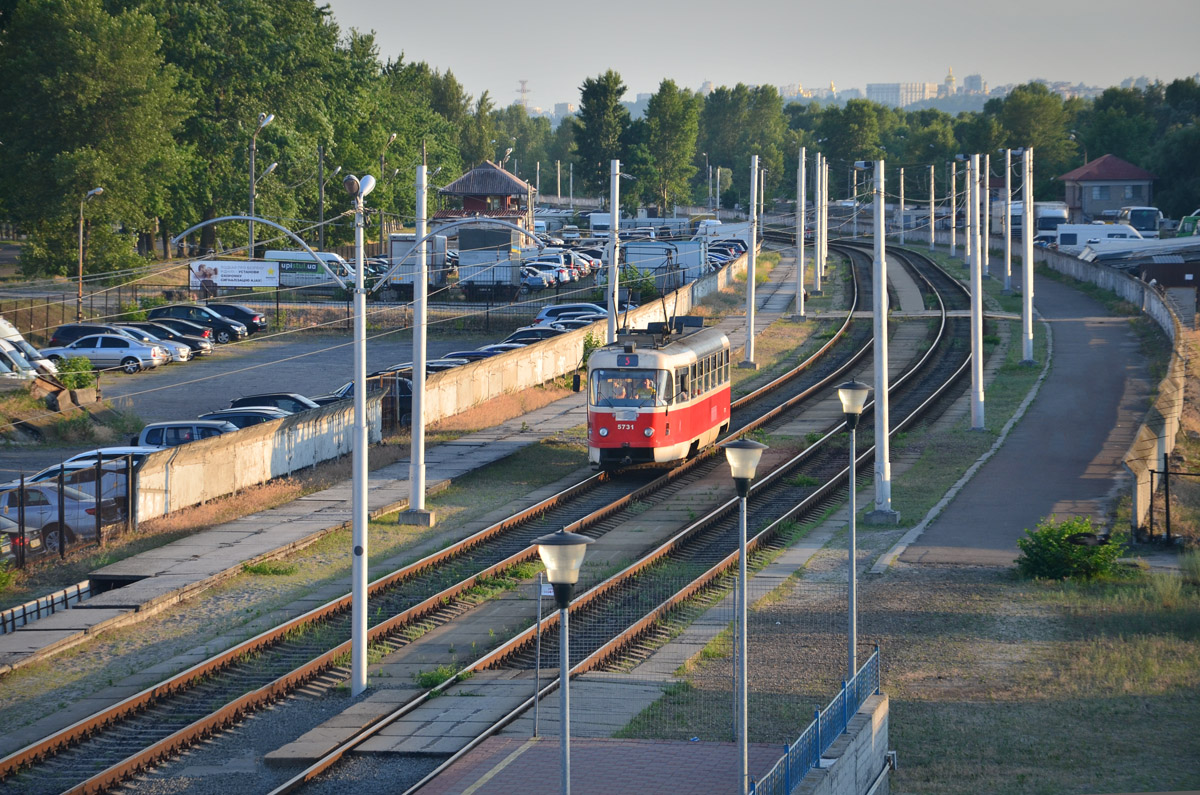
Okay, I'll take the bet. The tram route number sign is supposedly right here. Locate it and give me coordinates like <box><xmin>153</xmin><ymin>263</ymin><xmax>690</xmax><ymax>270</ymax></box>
<box><xmin>617</xmin><ymin>354</ymin><xmax>638</xmax><ymax>367</ymax></box>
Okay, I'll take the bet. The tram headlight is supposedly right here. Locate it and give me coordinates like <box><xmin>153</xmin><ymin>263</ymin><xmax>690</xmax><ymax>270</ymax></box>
<box><xmin>644</xmin><ymin>427</ymin><xmax>655</xmax><ymax>438</ymax></box>
<box><xmin>599</xmin><ymin>427</ymin><xmax>609</xmax><ymax>437</ymax></box>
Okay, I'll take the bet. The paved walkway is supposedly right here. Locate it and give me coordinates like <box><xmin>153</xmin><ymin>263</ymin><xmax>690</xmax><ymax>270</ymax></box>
<box><xmin>890</xmin><ymin>273</ymin><xmax>1151</xmax><ymax>566</ymax></box>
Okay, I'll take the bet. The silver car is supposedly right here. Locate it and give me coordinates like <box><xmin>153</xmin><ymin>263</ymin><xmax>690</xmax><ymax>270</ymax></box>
<box><xmin>40</xmin><ymin>333</ymin><xmax>169</xmax><ymax>374</ymax></box>
<box><xmin>114</xmin><ymin>326</ymin><xmax>191</xmax><ymax>363</ymax></box>
<box><xmin>0</xmin><ymin>483</ymin><xmax>119</xmax><ymax>553</ymax></box>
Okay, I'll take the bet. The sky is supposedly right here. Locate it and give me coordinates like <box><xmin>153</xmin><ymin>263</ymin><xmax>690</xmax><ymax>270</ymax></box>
<box><xmin>324</xmin><ymin>0</ymin><xmax>1200</xmax><ymax>111</ymax></box>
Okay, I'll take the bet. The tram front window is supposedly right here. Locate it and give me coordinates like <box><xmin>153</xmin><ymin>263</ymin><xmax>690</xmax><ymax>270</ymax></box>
<box><xmin>592</xmin><ymin>369</ymin><xmax>672</xmax><ymax>407</ymax></box>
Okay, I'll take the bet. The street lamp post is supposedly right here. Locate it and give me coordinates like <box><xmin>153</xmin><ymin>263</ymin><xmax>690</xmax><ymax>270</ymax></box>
<box><xmin>702</xmin><ymin>151</ymin><xmax>710</xmax><ymax>210</ymax></box>
<box><xmin>318</xmin><ymin>161</ymin><xmax>342</xmax><ymax>251</ymax></box>
<box><xmin>837</xmin><ymin>380</ymin><xmax>870</xmax><ymax>680</ymax></box>
<box><xmin>249</xmin><ymin>112</ymin><xmax>274</xmax><ymax>256</ymax></box>
<box><xmin>722</xmin><ymin>438</ymin><xmax>767</xmax><ymax>795</ymax></box>
<box><xmin>77</xmin><ymin>187</ymin><xmax>104</xmax><ymax>322</ymax></box>
<box><xmin>343</xmin><ymin>172</ymin><xmax>376</xmax><ymax>697</ymax></box>
<box><xmin>535</xmin><ymin>530</ymin><xmax>593</xmax><ymax>795</ymax></box>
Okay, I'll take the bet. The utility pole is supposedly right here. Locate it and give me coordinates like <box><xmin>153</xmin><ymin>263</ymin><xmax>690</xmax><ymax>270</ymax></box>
<box><xmin>1022</xmin><ymin>148</ymin><xmax>1035</xmax><ymax>363</ymax></box>
<box><xmin>929</xmin><ymin>164</ymin><xmax>936</xmax><ymax>251</ymax></box>
<box><xmin>742</xmin><ymin>156</ymin><xmax>759</xmax><ymax>369</ymax></box>
<box><xmin>796</xmin><ymin>146</ymin><xmax>806</xmax><ymax>317</ymax></box>
<box><xmin>898</xmin><ymin>167</ymin><xmax>905</xmax><ymax>245</ymax></box>
<box><xmin>970</xmin><ymin>154</ymin><xmax>985</xmax><ymax>430</ymax></box>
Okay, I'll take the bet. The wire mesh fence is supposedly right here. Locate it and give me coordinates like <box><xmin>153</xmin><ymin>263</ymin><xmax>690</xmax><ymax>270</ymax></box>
<box><xmin>514</xmin><ymin>576</ymin><xmax>853</xmax><ymax>747</ymax></box>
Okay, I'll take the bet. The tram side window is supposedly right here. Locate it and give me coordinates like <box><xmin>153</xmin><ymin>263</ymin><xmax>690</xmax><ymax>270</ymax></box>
<box><xmin>722</xmin><ymin>349</ymin><xmax>729</xmax><ymax>383</ymax></box>
<box><xmin>691</xmin><ymin>363</ymin><xmax>699</xmax><ymax>396</ymax></box>
<box><xmin>676</xmin><ymin>368</ymin><xmax>689</xmax><ymax>400</ymax></box>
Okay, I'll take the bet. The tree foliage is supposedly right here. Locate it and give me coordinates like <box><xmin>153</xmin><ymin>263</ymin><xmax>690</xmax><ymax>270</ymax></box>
<box><xmin>575</xmin><ymin>70</ymin><xmax>631</xmax><ymax>195</ymax></box>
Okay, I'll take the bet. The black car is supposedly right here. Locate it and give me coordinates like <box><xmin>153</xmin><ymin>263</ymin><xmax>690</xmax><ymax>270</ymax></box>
<box><xmin>205</xmin><ymin>303</ymin><xmax>268</xmax><ymax>334</ymax></box>
<box><xmin>118</xmin><ymin>321</ymin><xmax>214</xmax><ymax>356</ymax></box>
<box><xmin>198</xmin><ymin>407</ymin><xmax>291</xmax><ymax>429</ymax></box>
<box><xmin>147</xmin><ymin>305</ymin><xmax>248</xmax><ymax>344</ymax></box>
<box><xmin>229</xmin><ymin>392</ymin><xmax>321</xmax><ymax>413</ymax></box>
<box><xmin>502</xmin><ymin>326</ymin><xmax>567</xmax><ymax>345</ymax></box>
<box><xmin>148</xmin><ymin>317</ymin><xmax>214</xmax><ymax>341</ymax></box>
<box><xmin>49</xmin><ymin>323</ymin><xmax>127</xmax><ymax>347</ymax></box>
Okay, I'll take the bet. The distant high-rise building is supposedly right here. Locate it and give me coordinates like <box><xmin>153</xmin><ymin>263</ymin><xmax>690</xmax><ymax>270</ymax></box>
<box><xmin>698</xmin><ymin>81</ymin><xmax>715</xmax><ymax>96</ymax></box>
<box><xmin>554</xmin><ymin>102</ymin><xmax>576</xmax><ymax>117</ymax></box>
<box><xmin>963</xmin><ymin>74</ymin><xmax>984</xmax><ymax>94</ymax></box>
<box><xmin>866</xmin><ymin>82</ymin><xmax>938</xmax><ymax>107</ymax></box>
<box><xmin>942</xmin><ymin>66</ymin><xmax>957</xmax><ymax>97</ymax></box>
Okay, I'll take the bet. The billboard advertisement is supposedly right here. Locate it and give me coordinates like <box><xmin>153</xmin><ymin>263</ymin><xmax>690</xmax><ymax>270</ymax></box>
<box><xmin>188</xmin><ymin>260</ymin><xmax>280</xmax><ymax>290</ymax></box>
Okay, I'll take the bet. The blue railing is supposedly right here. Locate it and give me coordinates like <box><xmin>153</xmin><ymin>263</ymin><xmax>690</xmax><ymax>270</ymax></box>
<box><xmin>750</xmin><ymin>647</ymin><xmax>881</xmax><ymax>795</ymax></box>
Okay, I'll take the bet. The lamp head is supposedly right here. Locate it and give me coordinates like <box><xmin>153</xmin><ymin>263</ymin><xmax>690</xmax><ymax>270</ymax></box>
<box><xmin>837</xmin><ymin>379</ymin><xmax>871</xmax><ymax>428</ymax></box>
<box><xmin>86</xmin><ymin>187</ymin><xmax>104</xmax><ymax>200</ymax></box>
<box><xmin>535</xmin><ymin>529</ymin><xmax>593</xmax><ymax>589</ymax></box>
<box><xmin>359</xmin><ymin>174</ymin><xmax>376</xmax><ymax>198</ymax></box>
<box><xmin>853</xmin><ymin>161</ymin><xmax>871</xmax><ymax>170</ymax></box>
<box><xmin>722</xmin><ymin>438</ymin><xmax>768</xmax><ymax>484</ymax></box>
<box><xmin>257</xmin><ymin>112</ymin><xmax>274</xmax><ymax>130</ymax></box>
<box><xmin>343</xmin><ymin>174</ymin><xmax>361</xmax><ymax>196</ymax></box>
<box><xmin>430</xmin><ymin>166</ymin><xmax>443</xmax><ymax>177</ymax></box>
<box><xmin>262</xmin><ymin>162</ymin><xmax>278</xmax><ymax>177</ymax></box>
<box><xmin>955</xmin><ymin>154</ymin><xmax>968</xmax><ymax>162</ymax></box>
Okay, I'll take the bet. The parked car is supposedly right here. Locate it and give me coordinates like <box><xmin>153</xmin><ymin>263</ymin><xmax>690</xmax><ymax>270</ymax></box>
<box><xmin>205</xmin><ymin>303</ymin><xmax>269</xmax><ymax>334</ymax></box>
<box><xmin>550</xmin><ymin>319</ymin><xmax>599</xmax><ymax>331</ymax></box>
<box><xmin>475</xmin><ymin>343</ymin><xmax>527</xmax><ymax>355</ymax></box>
<box><xmin>519</xmin><ymin>267</ymin><xmax>552</xmax><ymax>293</ymax></box>
<box><xmin>48</xmin><ymin>323</ymin><xmax>129</xmax><ymax>348</ymax></box>
<box><xmin>112</xmin><ymin>325</ymin><xmax>191</xmax><ymax>363</ymax></box>
<box><xmin>229</xmin><ymin>393</ymin><xmax>320</xmax><ymax>413</ymax></box>
<box><xmin>118</xmin><ymin>321</ymin><xmax>214</xmax><ymax>356</ymax></box>
<box><xmin>198</xmin><ymin>407</ymin><xmax>291</xmax><ymax>429</ymax></box>
<box><xmin>310</xmin><ymin>378</ymin><xmax>388</xmax><ymax>406</ymax></box>
<box><xmin>40</xmin><ymin>333</ymin><xmax>168</xmax><ymax>374</ymax></box>
<box><xmin>63</xmin><ymin>446</ymin><xmax>159</xmax><ymax>467</ymax></box>
<box><xmin>1</xmin><ymin>460</ymin><xmax>129</xmax><ymax>506</ymax></box>
<box><xmin>0</xmin><ymin>318</ymin><xmax>57</xmax><ymax>376</ymax></box>
<box><xmin>147</xmin><ymin>317</ymin><xmax>214</xmax><ymax>342</ymax></box>
<box><xmin>1</xmin><ymin>513</ymin><xmax>45</xmax><ymax>559</ymax></box>
<box><xmin>533</xmin><ymin>303</ymin><xmax>608</xmax><ymax>325</ymax></box>
<box><xmin>134</xmin><ymin>419</ymin><xmax>238</xmax><ymax>448</ymax></box>
<box><xmin>0</xmin><ymin>341</ymin><xmax>37</xmax><ymax>379</ymax></box>
<box><xmin>0</xmin><ymin>483</ymin><xmax>121</xmax><ymax>553</ymax></box>
<box><xmin>441</xmin><ymin>350</ymin><xmax>501</xmax><ymax>362</ymax></box>
<box><xmin>502</xmin><ymin>326</ymin><xmax>567</xmax><ymax>345</ymax></box>
<box><xmin>147</xmin><ymin>305</ymin><xmax>248</xmax><ymax>344</ymax></box>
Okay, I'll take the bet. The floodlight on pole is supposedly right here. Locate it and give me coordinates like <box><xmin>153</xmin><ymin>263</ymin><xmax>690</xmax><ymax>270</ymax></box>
<box><xmin>249</xmin><ymin>112</ymin><xmax>274</xmax><ymax>256</ymax></box>
<box><xmin>535</xmin><ymin>529</ymin><xmax>593</xmax><ymax>795</ymax></box>
<box><xmin>77</xmin><ymin>187</ymin><xmax>104</xmax><ymax>322</ymax></box>
<box><xmin>722</xmin><ymin>437</ymin><xmax>767</xmax><ymax>795</ymax></box>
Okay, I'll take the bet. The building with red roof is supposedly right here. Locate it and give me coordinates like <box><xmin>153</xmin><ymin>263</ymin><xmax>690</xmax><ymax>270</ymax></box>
<box><xmin>1057</xmin><ymin>154</ymin><xmax>1156</xmax><ymax>223</ymax></box>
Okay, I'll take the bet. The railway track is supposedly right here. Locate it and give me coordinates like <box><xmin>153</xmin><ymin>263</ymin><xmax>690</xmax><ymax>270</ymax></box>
<box><xmin>0</xmin><ymin>245</ymin><xmax>891</xmax><ymax>794</ymax></box>
<box><xmin>276</xmin><ymin>242</ymin><xmax>973</xmax><ymax>794</ymax></box>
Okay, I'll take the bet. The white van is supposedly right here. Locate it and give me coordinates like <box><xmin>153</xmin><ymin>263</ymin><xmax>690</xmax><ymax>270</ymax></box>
<box><xmin>0</xmin><ymin>318</ymin><xmax>57</xmax><ymax>375</ymax></box>
<box><xmin>1055</xmin><ymin>223</ymin><xmax>1142</xmax><ymax>254</ymax></box>
<box><xmin>1116</xmin><ymin>206</ymin><xmax>1163</xmax><ymax>239</ymax></box>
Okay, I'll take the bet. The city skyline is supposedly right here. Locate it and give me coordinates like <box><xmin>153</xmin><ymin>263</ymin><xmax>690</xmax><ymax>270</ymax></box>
<box><xmin>326</xmin><ymin>0</ymin><xmax>1198</xmax><ymax>112</ymax></box>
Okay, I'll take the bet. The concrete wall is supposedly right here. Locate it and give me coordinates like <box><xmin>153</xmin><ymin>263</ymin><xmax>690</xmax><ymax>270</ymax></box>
<box><xmin>419</xmin><ymin>250</ymin><xmax>751</xmax><ymax>425</ymax></box>
<box><xmin>136</xmin><ymin>396</ymin><xmax>382</xmax><ymax>521</ymax></box>
<box><xmin>797</xmin><ymin>694</ymin><xmax>891</xmax><ymax>795</ymax></box>
<box><xmin>1035</xmin><ymin>248</ymin><xmax>1186</xmax><ymax>532</ymax></box>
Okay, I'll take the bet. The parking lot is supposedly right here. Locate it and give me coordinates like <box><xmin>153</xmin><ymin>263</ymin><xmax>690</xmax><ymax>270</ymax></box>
<box><xmin>0</xmin><ymin>330</ymin><xmax>491</xmax><ymax>480</ymax></box>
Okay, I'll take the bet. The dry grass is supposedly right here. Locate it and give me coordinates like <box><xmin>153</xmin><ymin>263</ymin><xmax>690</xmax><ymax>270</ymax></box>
<box><xmin>430</xmin><ymin>383</ymin><xmax>574</xmax><ymax>433</ymax></box>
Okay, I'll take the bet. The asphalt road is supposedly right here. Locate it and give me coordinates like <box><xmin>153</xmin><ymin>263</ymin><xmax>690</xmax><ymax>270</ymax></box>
<box><xmin>1</xmin><ymin>330</ymin><xmax>494</xmax><ymax>480</ymax></box>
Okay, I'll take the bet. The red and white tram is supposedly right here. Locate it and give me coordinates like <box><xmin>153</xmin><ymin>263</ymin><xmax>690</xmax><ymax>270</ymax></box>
<box><xmin>587</xmin><ymin>326</ymin><xmax>731</xmax><ymax>469</ymax></box>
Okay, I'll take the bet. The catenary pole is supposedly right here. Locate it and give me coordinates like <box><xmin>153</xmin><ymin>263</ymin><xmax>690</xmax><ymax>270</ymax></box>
<box><xmin>929</xmin><ymin>164</ymin><xmax>936</xmax><ymax>251</ymax></box>
<box><xmin>743</xmin><ymin>156</ymin><xmax>759</xmax><ymax>368</ymax></box>
<box><xmin>948</xmin><ymin>162</ymin><xmax>956</xmax><ymax>256</ymax></box>
<box><xmin>871</xmin><ymin>159</ymin><xmax>894</xmax><ymax>518</ymax></box>
<box><xmin>1022</xmin><ymin>148</ymin><xmax>1035</xmax><ymax>363</ymax></box>
<box><xmin>970</xmin><ymin>154</ymin><xmax>985</xmax><ymax>430</ymax></box>
<box><xmin>898</xmin><ymin>167</ymin><xmax>905</xmax><ymax>245</ymax></box>
<box><xmin>607</xmin><ymin>160</ymin><xmax>620</xmax><ymax>344</ymax></box>
<box><xmin>982</xmin><ymin>153</ymin><xmax>990</xmax><ymax>277</ymax></box>
<box><xmin>796</xmin><ymin>146</ymin><xmax>806</xmax><ymax>316</ymax></box>
<box><xmin>1003</xmin><ymin>149</ymin><xmax>1013</xmax><ymax>292</ymax></box>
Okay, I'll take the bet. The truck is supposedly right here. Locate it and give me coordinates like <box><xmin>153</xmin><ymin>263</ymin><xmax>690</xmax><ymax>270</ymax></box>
<box><xmin>1032</xmin><ymin>202</ymin><xmax>1070</xmax><ymax>243</ymax></box>
<box><xmin>588</xmin><ymin>212</ymin><xmax>612</xmax><ymax>238</ymax></box>
<box><xmin>386</xmin><ymin>233</ymin><xmax>449</xmax><ymax>300</ymax></box>
<box><xmin>455</xmin><ymin>225</ymin><xmax>523</xmax><ymax>302</ymax></box>
<box><xmin>1115</xmin><ymin>206</ymin><xmax>1163</xmax><ymax>239</ymax></box>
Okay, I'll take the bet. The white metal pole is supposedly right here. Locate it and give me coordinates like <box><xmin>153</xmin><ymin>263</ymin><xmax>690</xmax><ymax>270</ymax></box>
<box><xmin>796</xmin><ymin>146</ymin><xmax>806</xmax><ymax>316</ymax></box>
<box><xmin>852</xmin><ymin>171</ymin><xmax>858</xmax><ymax>239</ymax></box>
<box><xmin>607</xmin><ymin>160</ymin><xmax>620</xmax><ymax>344</ymax></box>
<box><xmin>963</xmin><ymin>158</ymin><xmax>972</xmax><ymax>264</ymax></box>
<box><xmin>823</xmin><ymin>160</ymin><xmax>830</xmax><ymax>273</ymax></box>
<box><xmin>1022</xmin><ymin>148</ymin><xmax>1035</xmax><ymax>363</ymax></box>
<box><xmin>738</xmin><ymin>493</ymin><xmax>749</xmax><ymax>795</ymax></box>
<box><xmin>812</xmin><ymin>154</ymin><xmax>822</xmax><ymax>294</ymax></box>
<box><xmin>560</xmin><ymin>605</ymin><xmax>571</xmax><ymax>795</ymax></box>
<box><xmin>948</xmin><ymin>162</ymin><xmax>956</xmax><ymax>256</ymax></box>
<box><xmin>982</xmin><ymin>153</ymin><xmax>991</xmax><ymax>277</ymax></box>
<box><xmin>557</xmin><ymin>159</ymin><xmax>561</xmax><ymax>200</ymax></box>
<box><xmin>1004</xmin><ymin>149</ymin><xmax>1012</xmax><ymax>292</ymax></box>
<box><xmin>848</xmin><ymin>424</ymin><xmax>857</xmax><ymax>681</ymax></box>
<box><xmin>716</xmin><ymin>166</ymin><xmax>721</xmax><ymax>215</ymax></box>
<box><xmin>872</xmin><ymin>159</ymin><xmax>892</xmax><ymax>516</ymax></box>
<box><xmin>536</xmin><ymin>161</ymin><xmax>540</xmax><ymax>195</ymax></box>
<box><xmin>569</xmin><ymin>163</ymin><xmax>574</xmax><ymax>211</ymax></box>
<box><xmin>970</xmin><ymin>154</ymin><xmax>985</xmax><ymax>430</ymax></box>
<box><xmin>351</xmin><ymin>189</ymin><xmax>368</xmax><ymax>698</ymax></box>
<box><xmin>898</xmin><ymin>166</ymin><xmax>905</xmax><ymax>245</ymax></box>
<box><xmin>929</xmin><ymin>164</ymin><xmax>936</xmax><ymax>251</ymax></box>
<box><xmin>411</xmin><ymin>163</ymin><xmax>430</xmax><ymax>517</ymax></box>
<box><xmin>708</xmin><ymin>164</ymin><xmax>713</xmax><ymax>211</ymax></box>
<box><xmin>744</xmin><ymin>155</ymin><xmax>759</xmax><ymax>368</ymax></box>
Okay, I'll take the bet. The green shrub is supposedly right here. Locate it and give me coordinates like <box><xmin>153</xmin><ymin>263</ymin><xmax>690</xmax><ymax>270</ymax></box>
<box><xmin>56</xmin><ymin>357</ymin><xmax>97</xmax><ymax>389</ymax></box>
<box><xmin>1016</xmin><ymin>515</ymin><xmax>1127</xmax><ymax>581</ymax></box>
<box><xmin>581</xmin><ymin>331</ymin><xmax>602</xmax><ymax>367</ymax></box>
<box><xmin>0</xmin><ymin>561</ymin><xmax>15</xmax><ymax>592</ymax></box>
<box><xmin>243</xmin><ymin>560</ymin><xmax>298</xmax><ymax>576</ymax></box>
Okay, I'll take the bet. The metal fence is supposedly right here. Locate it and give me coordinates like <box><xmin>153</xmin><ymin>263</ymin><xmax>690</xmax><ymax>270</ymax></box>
<box><xmin>751</xmin><ymin>649</ymin><xmax>881</xmax><ymax>794</ymax></box>
<box><xmin>0</xmin><ymin>456</ymin><xmax>139</xmax><ymax>568</ymax></box>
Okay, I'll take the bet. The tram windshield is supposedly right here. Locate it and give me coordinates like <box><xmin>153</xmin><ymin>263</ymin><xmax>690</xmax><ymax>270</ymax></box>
<box><xmin>591</xmin><ymin>368</ymin><xmax>673</xmax><ymax>407</ymax></box>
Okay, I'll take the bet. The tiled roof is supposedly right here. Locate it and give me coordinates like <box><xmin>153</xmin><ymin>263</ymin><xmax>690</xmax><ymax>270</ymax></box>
<box><xmin>439</xmin><ymin>161</ymin><xmax>535</xmax><ymax>197</ymax></box>
<box><xmin>1057</xmin><ymin>154</ymin><xmax>1155</xmax><ymax>182</ymax></box>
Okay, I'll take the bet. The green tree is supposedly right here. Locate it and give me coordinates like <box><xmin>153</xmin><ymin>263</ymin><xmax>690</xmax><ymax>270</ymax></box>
<box><xmin>0</xmin><ymin>0</ymin><xmax>184</xmax><ymax>275</ymax></box>
<box><xmin>460</xmin><ymin>91</ymin><xmax>497</xmax><ymax>168</ymax></box>
<box><xmin>644</xmin><ymin>80</ymin><xmax>701</xmax><ymax>213</ymax></box>
<box><xmin>575</xmin><ymin>70</ymin><xmax>631</xmax><ymax>195</ymax></box>
<box><xmin>991</xmin><ymin>83</ymin><xmax>1075</xmax><ymax>195</ymax></box>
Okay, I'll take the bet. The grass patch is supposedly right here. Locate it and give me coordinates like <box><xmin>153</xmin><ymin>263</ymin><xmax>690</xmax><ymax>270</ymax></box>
<box><xmin>243</xmin><ymin>560</ymin><xmax>299</xmax><ymax>576</ymax></box>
